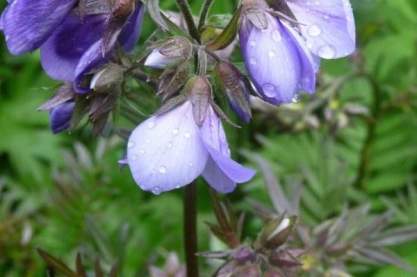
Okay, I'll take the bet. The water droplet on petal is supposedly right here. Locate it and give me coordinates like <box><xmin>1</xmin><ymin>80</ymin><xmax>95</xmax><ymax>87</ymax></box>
<box><xmin>184</xmin><ymin>132</ymin><xmax>191</xmax><ymax>139</ymax></box>
<box><xmin>172</xmin><ymin>128</ymin><xmax>179</xmax><ymax>135</ymax></box>
<box><xmin>148</xmin><ymin>121</ymin><xmax>155</xmax><ymax>129</ymax></box>
<box><xmin>132</xmin><ymin>154</ymin><xmax>139</xmax><ymax>161</ymax></box>
<box><xmin>128</xmin><ymin>142</ymin><xmax>135</xmax><ymax>149</ymax></box>
<box><xmin>271</xmin><ymin>30</ymin><xmax>282</xmax><ymax>42</ymax></box>
<box><xmin>139</xmin><ymin>149</ymin><xmax>145</xmax><ymax>154</ymax></box>
<box><xmin>318</xmin><ymin>45</ymin><xmax>336</xmax><ymax>59</ymax></box>
<box><xmin>159</xmin><ymin>166</ymin><xmax>167</xmax><ymax>174</ymax></box>
<box><xmin>268</xmin><ymin>50</ymin><xmax>276</xmax><ymax>58</ymax></box>
<box><xmin>249</xmin><ymin>40</ymin><xmax>256</xmax><ymax>47</ymax></box>
<box><xmin>262</xmin><ymin>83</ymin><xmax>276</xmax><ymax>98</ymax></box>
<box><xmin>292</xmin><ymin>95</ymin><xmax>300</xmax><ymax>103</ymax></box>
<box><xmin>307</xmin><ymin>24</ymin><xmax>321</xmax><ymax>37</ymax></box>
<box><xmin>152</xmin><ymin>186</ymin><xmax>161</xmax><ymax>195</ymax></box>
<box><xmin>249</xmin><ymin>58</ymin><xmax>257</xmax><ymax>66</ymax></box>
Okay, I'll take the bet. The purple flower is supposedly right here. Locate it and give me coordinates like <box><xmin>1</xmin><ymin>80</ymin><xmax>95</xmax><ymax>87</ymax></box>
<box><xmin>49</xmin><ymin>101</ymin><xmax>75</xmax><ymax>134</ymax></box>
<box><xmin>239</xmin><ymin>0</ymin><xmax>356</xmax><ymax>104</ymax></box>
<box><xmin>126</xmin><ymin>101</ymin><xmax>255</xmax><ymax>194</ymax></box>
<box><xmin>1</xmin><ymin>0</ymin><xmax>144</xmax><ymax>92</ymax></box>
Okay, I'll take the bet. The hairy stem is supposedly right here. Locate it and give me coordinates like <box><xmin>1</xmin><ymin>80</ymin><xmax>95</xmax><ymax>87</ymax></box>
<box><xmin>184</xmin><ymin>183</ymin><xmax>199</xmax><ymax>277</ymax></box>
<box><xmin>198</xmin><ymin>0</ymin><xmax>214</xmax><ymax>30</ymax></box>
<box><xmin>176</xmin><ymin>0</ymin><xmax>201</xmax><ymax>42</ymax></box>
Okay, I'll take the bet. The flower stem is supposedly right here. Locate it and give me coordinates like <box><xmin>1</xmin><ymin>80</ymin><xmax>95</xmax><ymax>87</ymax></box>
<box><xmin>184</xmin><ymin>182</ymin><xmax>199</xmax><ymax>277</ymax></box>
<box><xmin>198</xmin><ymin>0</ymin><xmax>214</xmax><ymax>30</ymax></box>
<box><xmin>176</xmin><ymin>0</ymin><xmax>201</xmax><ymax>43</ymax></box>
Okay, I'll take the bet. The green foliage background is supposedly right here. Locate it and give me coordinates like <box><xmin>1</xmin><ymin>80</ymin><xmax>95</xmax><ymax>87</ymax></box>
<box><xmin>0</xmin><ymin>0</ymin><xmax>417</xmax><ymax>276</ymax></box>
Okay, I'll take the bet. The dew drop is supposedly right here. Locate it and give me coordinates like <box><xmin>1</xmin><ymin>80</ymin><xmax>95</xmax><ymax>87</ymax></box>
<box><xmin>249</xmin><ymin>40</ymin><xmax>256</xmax><ymax>47</ymax></box>
<box><xmin>307</xmin><ymin>24</ymin><xmax>321</xmax><ymax>37</ymax></box>
<box><xmin>132</xmin><ymin>154</ymin><xmax>139</xmax><ymax>161</ymax></box>
<box><xmin>167</xmin><ymin>142</ymin><xmax>173</xmax><ymax>148</ymax></box>
<box><xmin>249</xmin><ymin>58</ymin><xmax>257</xmax><ymax>66</ymax></box>
<box><xmin>292</xmin><ymin>95</ymin><xmax>300</xmax><ymax>103</ymax></box>
<box><xmin>152</xmin><ymin>186</ymin><xmax>161</xmax><ymax>195</ymax></box>
<box><xmin>271</xmin><ymin>30</ymin><xmax>282</xmax><ymax>42</ymax></box>
<box><xmin>262</xmin><ymin>83</ymin><xmax>276</xmax><ymax>98</ymax></box>
<box><xmin>172</xmin><ymin>128</ymin><xmax>179</xmax><ymax>135</ymax></box>
<box><xmin>318</xmin><ymin>45</ymin><xmax>336</xmax><ymax>59</ymax></box>
<box><xmin>268</xmin><ymin>50</ymin><xmax>276</xmax><ymax>58</ymax></box>
<box><xmin>147</xmin><ymin>121</ymin><xmax>155</xmax><ymax>129</ymax></box>
<box><xmin>128</xmin><ymin>142</ymin><xmax>135</xmax><ymax>149</ymax></box>
<box><xmin>158</xmin><ymin>166</ymin><xmax>167</xmax><ymax>174</ymax></box>
<box><xmin>139</xmin><ymin>149</ymin><xmax>145</xmax><ymax>154</ymax></box>
<box><xmin>184</xmin><ymin>132</ymin><xmax>191</xmax><ymax>139</ymax></box>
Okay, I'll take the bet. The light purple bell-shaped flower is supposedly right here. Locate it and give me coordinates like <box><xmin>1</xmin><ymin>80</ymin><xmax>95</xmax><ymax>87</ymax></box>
<box><xmin>126</xmin><ymin>101</ymin><xmax>255</xmax><ymax>194</ymax></box>
<box><xmin>239</xmin><ymin>0</ymin><xmax>356</xmax><ymax>104</ymax></box>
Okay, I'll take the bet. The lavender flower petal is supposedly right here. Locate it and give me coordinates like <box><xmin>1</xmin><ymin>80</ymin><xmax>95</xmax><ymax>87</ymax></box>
<box><xmin>40</xmin><ymin>13</ymin><xmax>106</xmax><ymax>81</ymax></box>
<box><xmin>49</xmin><ymin>101</ymin><xmax>75</xmax><ymax>134</ymax></box>
<box><xmin>287</xmin><ymin>0</ymin><xmax>356</xmax><ymax>58</ymax></box>
<box><xmin>73</xmin><ymin>39</ymin><xmax>109</xmax><ymax>93</ymax></box>
<box><xmin>2</xmin><ymin>0</ymin><xmax>76</xmax><ymax>54</ymax></box>
<box><xmin>127</xmin><ymin>101</ymin><xmax>209</xmax><ymax>194</ymax></box>
<box><xmin>200</xmin><ymin>107</ymin><xmax>255</xmax><ymax>193</ymax></box>
<box><xmin>118</xmin><ymin>1</ymin><xmax>145</xmax><ymax>52</ymax></box>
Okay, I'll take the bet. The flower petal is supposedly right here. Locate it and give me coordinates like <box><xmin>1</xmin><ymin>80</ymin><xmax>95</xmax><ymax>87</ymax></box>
<box><xmin>40</xmin><ymin>13</ymin><xmax>106</xmax><ymax>81</ymax></box>
<box><xmin>73</xmin><ymin>39</ymin><xmax>108</xmax><ymax>93</ymax></box>
<box><xmin>118</xmin><ymin>1</ymin><xmax>145</xmax><ymax>52</ymax></box>
<box><xmin>202</xmin><ymin>157</ymin><xmax>237</xmax><ymax>193</ymax></box>
<box><xmin>127</xmin><ymin>101</ymin><xmax>209</xmax><ymax>194</ymax></box>
<box><xmin>200</xmin><ymin>107</ymin><xmax>255</xmax><ymax>193</ymax></box>
<box><xmin>2</xmin><ymin>0</ymin><xmax>76</xmax><ymax>54</ymax></box>
<box><xmin>144</xmin><ymin>49</ymin><xmax>177</xmax><ymax>69</ymax></box>
<box><xmin>287</xmin><ymin>0</ymin><xmax>356</xmax><ymax>58</ymax></box>
<box><xmin>49</xmin><ymin>101</ymin><xmax>75</xmax><ymax>134</ymax></box>
<box><xmin>240</xmin><ymin>14</ymin><xmax>316</xmax><ymax>104</ymax></box>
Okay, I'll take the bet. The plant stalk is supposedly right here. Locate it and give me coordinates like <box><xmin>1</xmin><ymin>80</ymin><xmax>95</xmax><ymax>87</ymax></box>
<box><xmin>176</xmin><ymin>0</ymin><xmax>201</xmax><ymax>42</ymax></box>
<box><xmin>198</xmin><ymin>0</ymin><xmax>214</xmax><ymax>30</ymax></box>
<box><xmin>184</xmin><ymin>182</ymin><xmax>199</xmax><ymax>277</ymax></box>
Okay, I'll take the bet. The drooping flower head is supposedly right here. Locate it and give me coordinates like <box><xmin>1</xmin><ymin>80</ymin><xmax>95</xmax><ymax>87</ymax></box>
<box><xmin>239</xmin><ymin>0</ymin><xmax>356</xmax><ymax>104</ymax></box>
<box><xmin>126</xmin><ymin>76</ymin><xmax>255</xmax><ymax>194</ymax></box>
<box><xmin>1</xmin><ymin>0</ymin><xmax>144</xmax><ymax>92</ymax></box>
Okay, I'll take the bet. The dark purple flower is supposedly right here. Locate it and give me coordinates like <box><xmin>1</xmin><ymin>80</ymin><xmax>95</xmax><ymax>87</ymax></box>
<box><xmin>239</xmin><ymin>0</ymin><xmax>356</xmax><ymax>104</ymax></box>
<box><xmin>126</xmin><ymin>101</ymin><xmax>255</xmax><ymax>194</ymax></box>
<box><xmin>1</xmin><ymin>0</ymin><xmax>144</xmax><ymax>92</ymax></box>
<box><xmin>49</xmin><ymin>101</ymin><xmax>75</xmax><ymax>134</ymax></box>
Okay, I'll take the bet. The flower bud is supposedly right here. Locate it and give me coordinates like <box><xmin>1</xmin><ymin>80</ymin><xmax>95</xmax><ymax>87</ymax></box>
<box><xmin>185</xmin><ymin>76</ymin><xmax>212</xmax><ymax>126</ymax></box>
<box><xmin>90</xmin><ymin>63</ymin><xmax>125</xmax><ymax>92</ymax></box>
<box><xmin>257</xmin><ymin>216</ymin><xmax>296</xmax><ymax>249</ymax></box>
<box><xmin>216</xmin><ymin>62</ymin><xmax>252</xmax><ymax>123</ymax></box>
<box><xmin>49</xmin><ymin>101</ymin><xmax>75</xmax><ymax>134</ymax></box>
<box><xmin>145</xmin><ymin>37</ymin><xmax>193</xmax><ymax>69</ymax></box>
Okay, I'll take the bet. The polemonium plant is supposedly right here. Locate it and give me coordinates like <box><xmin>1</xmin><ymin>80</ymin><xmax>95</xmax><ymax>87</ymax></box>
<box><xmin>0</xmin><ymin>0</ymin><xmax>357</xmax><ymax>275</ymax></box>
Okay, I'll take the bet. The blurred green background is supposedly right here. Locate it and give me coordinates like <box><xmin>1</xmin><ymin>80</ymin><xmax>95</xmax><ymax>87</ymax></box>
<box><xmin>1</xmin><ymin>0</ymin><xmax>417</xmax><ymax>276</ymax></box>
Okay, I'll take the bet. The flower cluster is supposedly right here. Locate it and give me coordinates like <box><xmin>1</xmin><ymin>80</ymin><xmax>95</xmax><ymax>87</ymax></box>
<box><xmin>1</xmin><ymin>0</ymin><xmax>356</xmax><ymax>194</ymax></box>
<box><xmin>1</xmin><ymin>0</ymin><xmax>144</xmax><ymax>132</ymax></box>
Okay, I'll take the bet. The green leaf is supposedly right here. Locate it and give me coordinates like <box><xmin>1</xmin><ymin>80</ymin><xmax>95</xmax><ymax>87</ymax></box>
<box><xmin>207</xmin><ymin>6</ymin><xmax>242</xmax><ymax>51</ymax></box>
